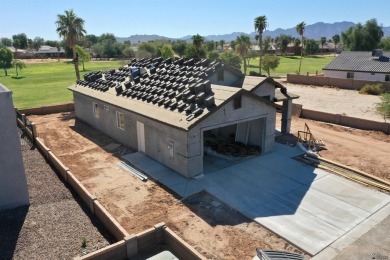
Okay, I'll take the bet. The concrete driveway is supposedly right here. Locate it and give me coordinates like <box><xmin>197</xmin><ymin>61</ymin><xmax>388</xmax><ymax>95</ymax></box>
<box><xmin>123</xmin><ymin>143</ymin><xmax>390</xmax><ymax>256</ymax></box>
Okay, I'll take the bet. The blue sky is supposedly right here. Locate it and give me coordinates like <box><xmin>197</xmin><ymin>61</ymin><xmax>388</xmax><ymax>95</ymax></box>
<box><xmin>1</xmin><ymin>0</ymin><xmax>389</xmax><ymax>40</ymax></box>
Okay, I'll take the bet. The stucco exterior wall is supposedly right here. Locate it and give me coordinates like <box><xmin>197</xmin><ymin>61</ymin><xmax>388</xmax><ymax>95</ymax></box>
<box><xmin>73</xmin><ymin>93</ymin><xmax>191</xmax><ymax>177</ymax></box>
<box><xmin>187</xmin><ymin>94</ymin><xmax>276</xmax><ymax>177</ymax></box>
<box><xmin>324</xmin><ymin>70</ymin><xmax>390</xmax><ymax>81</ymax></box>
<box><xmin>0</xmin><ymin>84</ymin><xmax>29</xmax><ymax>211</ymax></box>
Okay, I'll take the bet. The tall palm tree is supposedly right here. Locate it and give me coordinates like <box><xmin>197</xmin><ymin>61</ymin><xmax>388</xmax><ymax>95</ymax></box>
<box><xmin>332</xmin><ymin>34</ymin><xmax>340</xmax><ymax>56</ymax></box>
<box><xmin>320</xmin><ymin>37</ymin><xmax>327</xmax><ymax>53</ymax></box>
<box><xmin>191</xmin><ymin>34</ymin><xmax>204</xmax><ymax>59</ymax></box>
<box><xmin>254</xmin><ymin>15</ymin><xmax>267</xmax><ymax>75</ymax></box>
<box><xmin>235</xmin><ymin>35</ymin><xmax>251</xmax><ymax>75</ymax></box>
<box><xmin>219</xmin><ymin>40</ymin><xmax>225</xmax><ymax>51</ymax></box>
<box><xmin>295</xmin><ymin>21</ymin><xmax>306</xmax><ymax>74</ymax></box>
<box><xmin>56</xmin><ymin>10</ymin><xmax>86</xmax><ymax>80</ymax></box>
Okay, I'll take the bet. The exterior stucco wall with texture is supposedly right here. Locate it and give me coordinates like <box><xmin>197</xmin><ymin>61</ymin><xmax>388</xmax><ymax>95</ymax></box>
<box><xmin>0</xmin><ymin>84</ymin><xmax>29</xmax><ymax>211</ymax></box>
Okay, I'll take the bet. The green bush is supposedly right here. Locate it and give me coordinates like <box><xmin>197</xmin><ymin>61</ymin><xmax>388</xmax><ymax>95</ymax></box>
<box><xmin>358</xmin><ymin>84</ymin><xmax>385</xmax><ymax>95</ymax></box>
<box><xmin>376</xmin><ymin>93</ymin><xmax>390</xmax><ymax>121</ymax></box>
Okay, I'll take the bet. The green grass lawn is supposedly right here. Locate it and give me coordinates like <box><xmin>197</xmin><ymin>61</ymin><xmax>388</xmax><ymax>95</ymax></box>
<box><xmin>0</xmin><ymin>60</ymin><xmax>123</xmax><ymax>109</ymax></box>
<box><xmin>244</xmin><ymin>55</ymin><xmax>335</xmax><ymax>77</ymax></box>
<box><xmin>0</xmin><ymin>56</ymin><xmax>334</xmax><ymax>109</ymax></box>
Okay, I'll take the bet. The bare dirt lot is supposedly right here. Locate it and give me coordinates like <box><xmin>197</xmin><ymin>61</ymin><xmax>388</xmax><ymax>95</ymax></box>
<box><xmin>276</xmin><ymin>114</ymin><xmax>390</xmax><ymax>181</ymax></box>
<box><xmin>30</xmin><ymin>112</ymin><xmax>306</xmax><ymax>259</ymax></box>
<box><xmin>276</xmin><ymin>79</ymin><xmax>384</xmax><ymax>122</ymax></box>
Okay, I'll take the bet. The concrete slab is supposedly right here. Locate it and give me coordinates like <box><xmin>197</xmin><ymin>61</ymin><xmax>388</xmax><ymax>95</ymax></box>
<box><xmin>312</xmin><ymin>174</ymin><xmax>390</xmax><ymax>213</ymax></box>
<box><xmin>122</xmin><ymin>145</ymin><xmax>390</xmax><ymax>256</ymax></box>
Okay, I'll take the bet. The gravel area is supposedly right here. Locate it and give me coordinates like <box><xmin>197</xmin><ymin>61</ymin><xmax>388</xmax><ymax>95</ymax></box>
<box><xmin>0</xmin><ymin>140</ymin><xmax>114</xmax><ymax>260</ymax></box>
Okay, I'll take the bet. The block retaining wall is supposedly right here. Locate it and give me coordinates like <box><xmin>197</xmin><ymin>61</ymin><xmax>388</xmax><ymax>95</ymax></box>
<box><xmin>287</xmin><ymin>74</ymin><xmax>390</xmax><ymax>91</ymax></box>
<box><xmin>18</xmin><ymin>116</ymin><xmax>204</xmax><ymax>259</ymax></box>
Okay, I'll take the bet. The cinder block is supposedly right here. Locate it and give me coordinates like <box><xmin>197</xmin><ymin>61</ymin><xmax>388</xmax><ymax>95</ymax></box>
<box><xmin>93</xmin><ymin>200</ymin><xmax>129</xmax><ymax>241</ymax></box>
<box><xmin>124</xmin><ymin>234</ymin><xmax>138</xmax><ymax>257</ymax></box>
<box><xmin>154</xmin><ymin>222</ymin><xmax>166</xmax><ymax>244</ymax></box>
<box><xmin>67</xmin><ymin>171</ymin><xmax>96</xmax><ymax>214</ymax></box>
<box><xmin>48</xmin><ymin>151</ymin><xmax>69</xmax><ymax>181</ymax></box>
<box><xmin>35</xmin><ymin>137</ymin><xmax>50</xmax><ymax>159</ymax></box>
<box><xmin>76</xmin><ymin>240</ymin><xmax>126</xmax><ymax>260</ymax></box>
<box><xmin>136</xmin><ymin>227</ymin><xmax>156</xmax><ymax>252</ymax></box>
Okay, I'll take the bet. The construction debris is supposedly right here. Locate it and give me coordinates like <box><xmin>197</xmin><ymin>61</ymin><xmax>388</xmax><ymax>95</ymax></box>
<box><xmin>297</xmin><ymin>123</ymin><xmax>325</xmax><ymax>154</ymax></box>
<box><xmin>118</xmin><ymin>161</ymin><xmax>148</xmax><ymax>181</ymax></box>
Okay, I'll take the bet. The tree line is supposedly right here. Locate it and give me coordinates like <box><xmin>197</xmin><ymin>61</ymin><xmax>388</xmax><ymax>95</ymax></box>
<box><xmin>1</xmin><ymin>9</ymin><xmax>389</xmax><ymax>79</ymax></box>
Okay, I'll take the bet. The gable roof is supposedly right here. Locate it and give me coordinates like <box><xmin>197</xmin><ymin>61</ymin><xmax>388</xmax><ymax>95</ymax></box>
<box><xmin>242</xmin><ymin>76</ymin><xmax>299</xmax><ymax>101</ymax></box>
<box><xmin>323</xmin><ymin>51</ymin><xmax>390</xmax><ymax>73</ymax></box>
<box><xmin>68</xmin><ymin>58</ymin><xmax>266</xmax><ymax>131</ymax></box>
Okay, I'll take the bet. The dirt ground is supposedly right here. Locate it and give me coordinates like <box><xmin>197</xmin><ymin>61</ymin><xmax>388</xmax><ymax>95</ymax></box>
<box><xmin>276</xmin><ymin>114</ymin><xmax>390</xmax><ymax>181</ymax></box>
<box><xmin>22</xmin><ymin>58</ymin><xmax>72</xmax><ymax>64</ymax></box>
<box><xmin>30</xmin><ymin>112</ymin><xmax>307</xmax><ymax>259</ymax></box>
<box><xmin>275</xmin><ymin>79</ymin><xmax>384</xmax><ymax>122</ymax></box>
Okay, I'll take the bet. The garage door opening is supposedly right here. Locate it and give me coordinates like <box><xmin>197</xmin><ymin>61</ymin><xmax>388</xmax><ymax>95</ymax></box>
<box><xmin>203</xmin><ymin>118</ymin><xmax>266</xmax><ymax>173</ymax></box>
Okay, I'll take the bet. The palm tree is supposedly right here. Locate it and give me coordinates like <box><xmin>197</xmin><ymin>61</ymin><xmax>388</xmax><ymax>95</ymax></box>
<box><xmin>320</xmin><ymin>37</ymin><xmax>327</xmax><ymax>53</ymax></box>
<box><xmin>332</xmin><ymin>34</ymin><xmax>340</xmax><ymax>56</ymax></box>
<box><xmin>295</xmin><ymin>21</ymin><xmax>306</xmax><ymax>74</ymax></box>
<box><xmin>191</xmin><ymin>34</ymin><xmax>204</xmax><ymax>59</ymax></box>
<box><xmin>55</xmin><ymin>10</ymin><xmax>86</xmax><ymax>80</ymax></box>
<box><xmin>219</xmin><ymin>40</ymin><xmax>225</xmax><ymax>51</ymax></box>
<box><xmin>191</xmin><ymin>34</ymin><xmax>204</xmax><ymax>51</ymax></box>
<box><xmin>235</xmin><ymin>35</ymin><xmax>251</xmax><ymax>75</ymax></box>
<box><xmin>13</xmin><ymin>59</ymin><xmax>26</xmax><ymax>77</ymax></box>
<box><xmin>254</xmin><ymin>15</ymin><xmax>267</xmax><ymax>75</ymax></box>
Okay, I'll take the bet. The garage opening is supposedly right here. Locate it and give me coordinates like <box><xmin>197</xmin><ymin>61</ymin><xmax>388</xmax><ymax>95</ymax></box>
<box><xmin>203</xmin><ymin>118</ymin><xmax>266</xmax><ymax>173</ymax></box>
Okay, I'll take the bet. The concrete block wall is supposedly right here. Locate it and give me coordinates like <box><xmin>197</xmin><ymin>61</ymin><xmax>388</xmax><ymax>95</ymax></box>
<box><xmin>19</xmin><ymin>102</ymin><xmax>74</xmax><ymax>115</ymax></box>
<box><xmin>73</xmin><ymin>93</ymin><xmax>191</xmax><ymax>177</ymax></box>
<box><xmin>33</xmin><ymin>137</ymin><xmax>130</xmax><ymax>242</ymax></box>
<box><xmin>300</xmin><ymin>109</ymin><xmax>390</xmax><ymax>134</ymax></box>
<box><xmin>77</xmin><ymin>224</ymin><xmax>205</xmax><ymax>260</ymax></box>
<box><xmin>287</xmin><ymin>74</ymin><xmax>390</xmax><ymax>91</ymax></box>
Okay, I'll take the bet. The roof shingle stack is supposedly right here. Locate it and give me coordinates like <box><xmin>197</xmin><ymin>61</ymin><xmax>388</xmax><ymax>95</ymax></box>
<box><xmin>75</xmin><ymin>58</ymin><xmax>230</xmax><ymax>121</ymax></box>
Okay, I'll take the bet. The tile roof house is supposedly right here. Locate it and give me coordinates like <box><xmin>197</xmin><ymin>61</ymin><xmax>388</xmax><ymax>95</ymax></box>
<box><xmin>323</xmin><ymin>51</ymin><xmax>390</xmax><ymax>82</ymax></box>
<box><xmin>69</xmin><ymin>57</ymin><xmax>297</xmax><ymax>178</ymax></box>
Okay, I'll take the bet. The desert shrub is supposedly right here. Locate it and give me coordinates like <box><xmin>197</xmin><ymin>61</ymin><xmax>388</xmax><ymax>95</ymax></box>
<box><xmin>358</xmin><ymin>83</ymin><xmax>385</xmax><ymax>95</ymax></box>
<box><xmin>376</xmin><ymin>93</ymin><xmax>390</xmax><ymax>121</ymax></box>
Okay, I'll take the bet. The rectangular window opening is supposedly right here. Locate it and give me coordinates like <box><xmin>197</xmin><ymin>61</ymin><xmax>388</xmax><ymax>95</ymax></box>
<box><xmin>347</xmin><ymin>72</ymin><xmax>354</xmax><ymax>79</ymax></box>
<box><xmin>233</xmin><ymin>94</ymin><xmax>242</xmax><ymax>110</ymax></box>
<box><xmin>385</xmin><ymin>75</ymin><xmax>390</xmax><ymax>82</ymax></box>
<box><xmin>116</xmin><ymin>111</ymin><xmax>125</xmax><ymax>130</ymax></box>
<box><xmin>92</xmin><ymin>102</ymin><xmax>99</xmax><ymax>118</ymax></box>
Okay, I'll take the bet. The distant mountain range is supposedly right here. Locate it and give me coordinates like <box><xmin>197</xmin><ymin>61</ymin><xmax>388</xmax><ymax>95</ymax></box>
<box><xmin>116</xmin><ymin>21</ymin><xmax>390</xmax><ymax>43</ymax></box>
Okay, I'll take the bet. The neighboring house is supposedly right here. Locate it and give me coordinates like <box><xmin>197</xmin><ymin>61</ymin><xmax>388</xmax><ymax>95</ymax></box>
<box><xmin>323</xmin><ymin>51</ymin><xmax>390</xmax><ymax>82</ymax></box>
<box><xmin>6</xmin><ymin>46</ymin><xmax>33</xmax><ymax>58</ymax></box>
<box><xmin>0</xmin><ymin>83</ymin><xmax>29</xmax><ymax>211</ymax></box>
<box><xmin>69</xmin><ymin>58</ymin><xmax>297</xmax><ymax>178</ymax></box>
<box><xmin>33</xmin><ymin>45</ymin><xmax>66</xmax><ymax>58</ymax></box>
